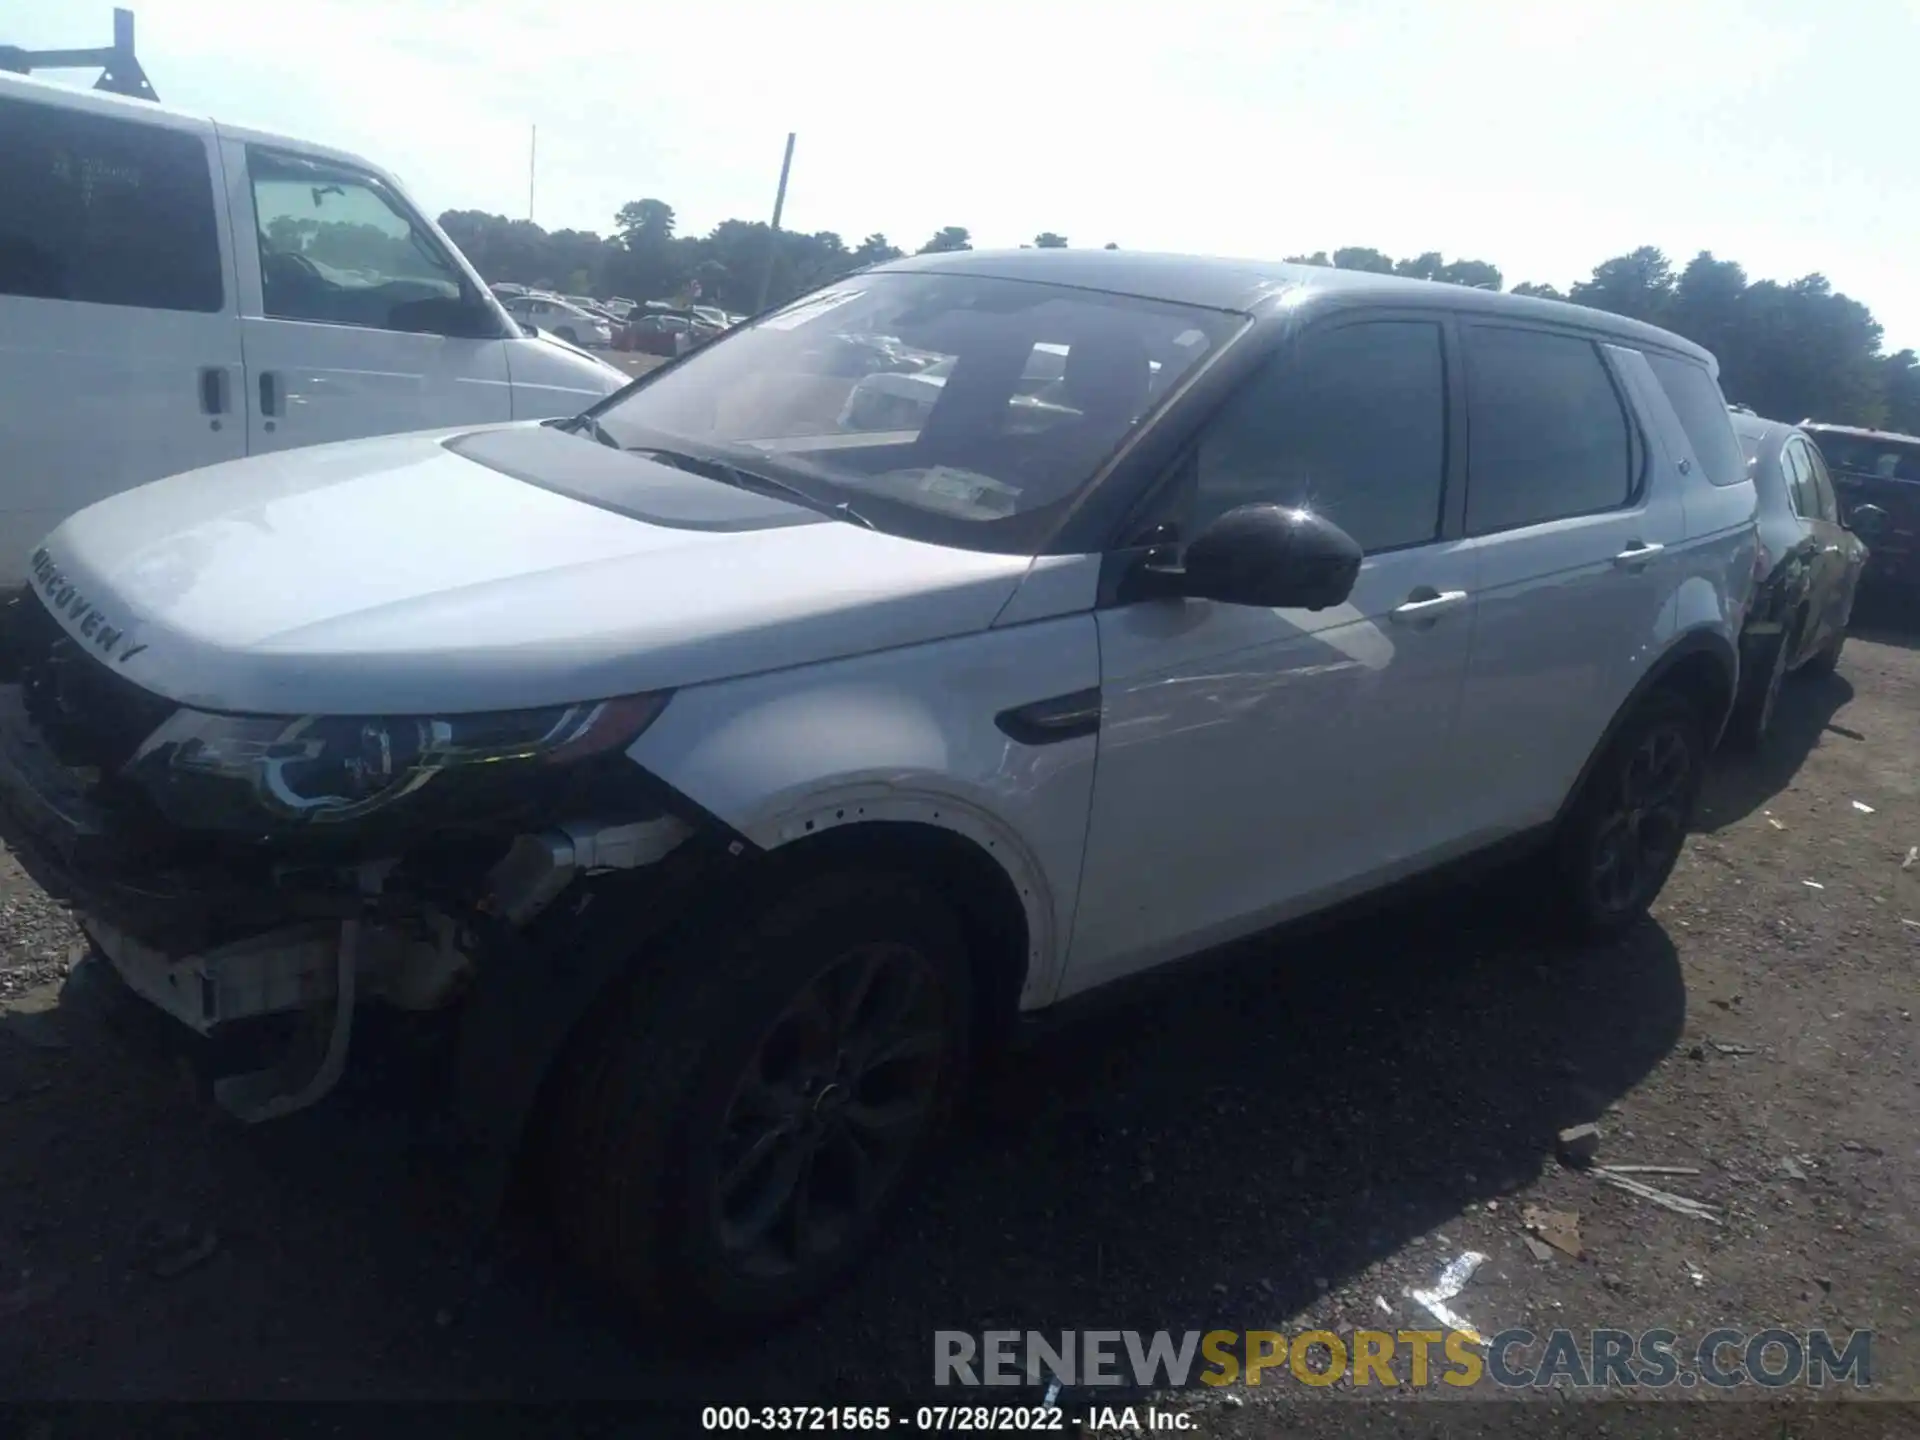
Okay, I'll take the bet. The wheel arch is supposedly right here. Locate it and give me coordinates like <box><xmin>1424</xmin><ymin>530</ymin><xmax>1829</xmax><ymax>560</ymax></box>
<box><xmin>1554</xmin><ymin>627</ymin><xmax>1738</xmax><ymax>830</ymax></box>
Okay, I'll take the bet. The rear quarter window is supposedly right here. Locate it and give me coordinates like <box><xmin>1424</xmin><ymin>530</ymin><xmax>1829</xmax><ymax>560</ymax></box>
<box><xmin>0</xmin><ymin>95</ymin><xmax>223</xmax><ymax>313</ymax></box>
<box><xmin>1644</xmin><ymin>352</ymin><xmax>1746</xmax><ymax>487</ymax></box>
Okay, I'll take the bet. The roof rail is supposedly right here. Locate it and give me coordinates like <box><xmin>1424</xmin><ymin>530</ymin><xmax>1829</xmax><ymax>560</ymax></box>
<box><xmin>0</xmin><ymin>8</ymin><xmax>157</xmax><ymax>102</ymax></box>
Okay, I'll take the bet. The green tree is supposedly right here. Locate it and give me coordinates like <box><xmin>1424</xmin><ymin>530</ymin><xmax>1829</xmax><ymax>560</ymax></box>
<box><xmin>852</xmin><ymin>233</ymin><xmax>904</xmax><ymax>267</ymax></box>
<box><xmin>615</xmin><ymin>198</ymin><xmax>677</xmax><ymax>245</ymax></box>
<box><xmin>1569</xmin><ymin>246</ymin><xmax>1675</xmax><ymax>323</ymax></box>
<box><xmin>1334</xmin><ymin>246</ymin><xmax>1397</xmax><ymax>274</ymax></box>
<box><xmin>1511</xmin><ymin>281</ymin><xmax>1565</xmax><ymax>300</ymax></box>
<box><xmin>917</xmin><ymin>227</ymin><xmax>973</xmax><ymax>254</ymax></box>
<box><xmin>1103</xmin><ymin>241</ymin><xmax>1119</xmax><ymax>250</ymax></box>
<box><xmin>1034</xmin><ymin>232</ymin><xmax>1069</xmax><ymax>249</ymax></box>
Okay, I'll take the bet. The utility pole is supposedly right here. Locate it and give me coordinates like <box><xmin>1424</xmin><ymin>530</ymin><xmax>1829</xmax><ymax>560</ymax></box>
<box><xmin>753</xmin><ymin>132</ymin><xmax>797</xmax><ymax>316</ymax></box>
<box><xmin>528</xmin><ymin>124</ymin><xmax>537</xmax><ymax>223</ymax></box>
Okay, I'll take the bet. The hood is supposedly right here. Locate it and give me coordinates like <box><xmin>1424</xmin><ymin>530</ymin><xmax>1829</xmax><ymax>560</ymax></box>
<box><xmin>32</xmin><ymin>424</ymin><xmax>1034</xmax><ymax>716</ymax></box>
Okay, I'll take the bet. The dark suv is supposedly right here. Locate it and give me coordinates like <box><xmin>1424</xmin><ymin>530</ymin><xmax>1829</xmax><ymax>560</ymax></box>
<box><xmin>1799</xmin><ymin>422</ymin><xmax>1914</xmax><ymax>594</ymax></box>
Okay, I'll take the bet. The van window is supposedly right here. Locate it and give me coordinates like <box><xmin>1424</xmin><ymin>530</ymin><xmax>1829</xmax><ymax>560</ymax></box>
<box><xmin>248</xmin><ymin>148</ymin><xmax>465</xmax><ymax>331</ymax></box>
<box><xmin>1464</xmin><ymin>327</ymin><xmax>1633</xmax><ymax>534</ymax></box>
<box><xmin>1189</xmin><ymin>320</ymin><xmax>1447</xmax><ymax>553</ymax></box>
<box><xmin>1644</xmin><ymin>352</ymin><xmax>1746</xmax><ymax>488</ymax></box>
<box><xmin>0</xmin><ymin>97</ymin><xmax>222</xmax><ymax>313</ymax></box>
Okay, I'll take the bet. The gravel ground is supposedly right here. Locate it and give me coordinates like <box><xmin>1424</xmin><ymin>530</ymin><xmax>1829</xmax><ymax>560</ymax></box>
<box><xmin>2</xmin><ymin>610</ymin><xmax>1916</xmax><ymax>1429</ymax></box>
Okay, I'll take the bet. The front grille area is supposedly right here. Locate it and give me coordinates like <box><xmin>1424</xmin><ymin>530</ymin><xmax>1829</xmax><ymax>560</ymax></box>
<box><xmin>10</xmin><ymin>592</ymin><xmax>177</xmax><ymax>772</ymax></box>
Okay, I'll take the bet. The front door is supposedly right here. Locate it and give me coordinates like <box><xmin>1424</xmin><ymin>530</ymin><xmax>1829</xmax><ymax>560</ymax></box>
<box><xmin>1062</xmin><ymin>315</ymin><xmax>1480</xmax><ymax>998</ymax></box>
<box><xmin>221</xmin><ymin>139</ymin><xmax>513</xmax><ymax>455</ymax></box>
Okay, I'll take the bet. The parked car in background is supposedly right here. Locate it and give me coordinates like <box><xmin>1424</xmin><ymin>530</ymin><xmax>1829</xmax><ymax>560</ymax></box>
<box><xmin>563</xmin><ymin>295</ymin><xmax>622</xmax><ymax>323</ymax></box>
<box><xmin>618</xmin><ymin>310</ymin><xmax>722</xmax><ymax>356</ymax></box>
<box><xmin>490</xmin><ymin>282</ymin><xmax>530</xmax><ymax>300</ymax></box>
<box><xmin>1725</xmin><ymin>411</ymin><xmax>1869</xmax><ymax>744</ymax></box>
<box><xmin>502</xmin><ymin>295</ymin><xmax>614</xmax><ymax>348</ymax></box>
<box><xmin>1</xmin><ymin>249</ymin><xmax>1756</xmax><ymax>1333</ymax></box>
<box><xmin>0</xmin><ymin>70</ymin><xmax>624</xmax><ymax>591</ymax></box>
<box><xmin>1799</xmin><ymin>422</ymin><xmax>1914</xmax><ymax>596</ymax></box>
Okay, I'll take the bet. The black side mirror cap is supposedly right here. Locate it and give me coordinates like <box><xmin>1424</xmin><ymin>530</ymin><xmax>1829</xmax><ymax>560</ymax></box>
<box><xmin>1129</xmin><ymin>503</ymin><xmax>1362</xmax><ymax>610</ymax></box>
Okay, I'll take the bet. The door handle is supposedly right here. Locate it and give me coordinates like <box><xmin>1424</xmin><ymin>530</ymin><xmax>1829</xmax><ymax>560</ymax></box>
<box><xmin>1388</xmin><ymin>588</ymin><xmax>1469</xmax><ymax>624</ymax></box>
<box><xmin>258</xmin><ymin>371</ymin><xmax>281</xmax><ymax>418</ymax></box>
<box><xmin>198</xmin><ymin>366</ymin><xmax>228</xmax><ymax>415</ymax></box>
<box><xmin>1612</xmin><ymin>541</ymin><xmax>1665</xmax><ymax>571</ymax></box>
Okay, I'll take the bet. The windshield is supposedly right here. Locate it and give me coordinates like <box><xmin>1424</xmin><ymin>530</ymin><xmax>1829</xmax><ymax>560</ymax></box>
<box><xmin>1805</xmin><ymin>430</ymin><xmax>1920</xmax><ymax>483</ymax></box>
<box><xmin>583</xmin><ymin>270</ymin><xmax>1240</xmax><ymax>552</ymax></box>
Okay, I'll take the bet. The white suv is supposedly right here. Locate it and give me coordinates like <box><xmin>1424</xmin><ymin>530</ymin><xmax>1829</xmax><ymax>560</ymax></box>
<box><xmin>0</xmin><ymin>249</ymin><xmax>1755</xmax><ymax>1331</ymax></box>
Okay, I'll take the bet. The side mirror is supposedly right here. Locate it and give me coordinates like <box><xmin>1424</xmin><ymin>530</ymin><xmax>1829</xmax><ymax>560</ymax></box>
<box><xmin>1847</xmin><ymin>502</ymin><xmax>1888</xmax><ymax>539</ymax></box>
<box><xmin>1132</xmin><ymin>503</ymin><xmax>1362</xmax><ymax>610</ymax></box>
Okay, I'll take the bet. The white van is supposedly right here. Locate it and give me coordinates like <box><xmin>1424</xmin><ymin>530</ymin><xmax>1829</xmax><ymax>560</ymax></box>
<box><xmin>0</xmin><ymin>71</ymin><xmax>627</xmax><ymax>586</ymax></box>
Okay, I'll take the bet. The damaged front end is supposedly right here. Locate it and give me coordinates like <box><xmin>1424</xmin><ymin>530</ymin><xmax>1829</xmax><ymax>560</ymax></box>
<box><xmin>0</xmin><ymin>590</ymin><xmax>727</xmax><ymax>1146</ymax></box>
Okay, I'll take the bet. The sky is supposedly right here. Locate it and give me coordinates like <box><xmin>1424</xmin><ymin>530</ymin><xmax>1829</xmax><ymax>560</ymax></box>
<box><xmin>5</xmin><ymin>0</ymin><xmax>1917</xmax><ymax>348</ymax></box>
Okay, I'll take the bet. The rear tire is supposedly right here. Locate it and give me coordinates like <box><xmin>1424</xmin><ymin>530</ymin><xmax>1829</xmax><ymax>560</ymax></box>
<box><xmin>1550</xmin><ymin>688</ymin><xmax>1706</xmax><ymax>938</ymax></box>
<box><xmin>546</xmin><ymin>870</ymin><xmax>971</xmax><ymax>1335</ymax></box>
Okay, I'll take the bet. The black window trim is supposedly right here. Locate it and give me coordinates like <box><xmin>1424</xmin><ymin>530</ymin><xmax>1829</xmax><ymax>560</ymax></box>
<box><xmin>1797</xmin><ymin>436</ymin><xmax>1839</xmax><ymax>523</ymax></box>
<box><xmin>1779</xmin><ymin>436</ymin><xmax>1809</xmax><ymax>519</ymax></box>
<box><xmin>1458</xmin><ymin>319</ymin><xmax>1647</xmax><ymax>540</ymax></box>
<box><xmin>1096</xmin><ymin>305</ymin><xmax>1462</xmax><ymax>586</ymax></box>
<box><xmin>243</xmin><ymin>142</ymin><xmax>491</xmax><ymax>335</ymax></box>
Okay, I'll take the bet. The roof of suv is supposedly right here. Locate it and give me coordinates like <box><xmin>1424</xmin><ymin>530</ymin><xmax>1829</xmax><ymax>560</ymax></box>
<box><xmin>879</xmin><ymin>248</ymin><xmax>1716</xmax><ymax>369</ymax></box>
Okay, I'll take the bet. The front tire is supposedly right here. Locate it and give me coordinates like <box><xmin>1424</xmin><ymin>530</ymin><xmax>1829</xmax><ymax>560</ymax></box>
<box><xmin>556</xmin><ymin>326</ymin><xmax>579</xmax><ymax>344</ymax></box>
<box><xmin>547</xmin><ymin>870</ymin><xmax>971</xmax><ymax>1333</ymax></box>
<box><xmin>1552</xmin><ymin>688</ymin><xmax>1706</xmax><ymax>937</ymax></box>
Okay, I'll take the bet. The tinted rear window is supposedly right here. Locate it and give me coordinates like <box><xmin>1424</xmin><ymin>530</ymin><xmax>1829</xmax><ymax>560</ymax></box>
<box><xmin>1464</xmin><ymin>326</ymin><xmax>1634</xmax><ymax>534</ymax></box>
<box><xmin>0</xmin><ymin>96</ymin><xmax>222</xmax><ymax>312</ymax></box>
<box><xmin>1644</xmin><ymin>353</ymin><xmax>1746</xmax><ymax>487</ymax></box>
<box><xmin>1805</xmin><ymin>431</ymin><xmax>1920</xmax><ymax>484</ymax></box>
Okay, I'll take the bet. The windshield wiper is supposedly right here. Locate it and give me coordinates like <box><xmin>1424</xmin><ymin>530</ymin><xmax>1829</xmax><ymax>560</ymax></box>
<box><xmin>550</xmin><ymin>412</ymin><xmax>625</xmax><ymax>448</ymax></box>
<box><xmin>627</xmin><ymin>446</ymin><xmax>876</xmax><ymax>530</ymax></box>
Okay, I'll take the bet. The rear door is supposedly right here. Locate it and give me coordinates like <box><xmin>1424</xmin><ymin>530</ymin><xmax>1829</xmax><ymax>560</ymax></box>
<box><xmin>1449</xmin><ymin>324</ymin><xmax>1685</xmax><ymax>839</ymax></box>
<box><xmin>219</xmin><ymin>137</ymin><xmax>514</xmax><ymax>454</ymax></box>
<box><xmin>0</xmin><ymin>88</ymin><xmax>244</xmax><ymax>585</ymax></box>
<box><xmin>1791</xmin><ymin>435</ymin><xmax>1862</xmax><ymax>650</ymax></box>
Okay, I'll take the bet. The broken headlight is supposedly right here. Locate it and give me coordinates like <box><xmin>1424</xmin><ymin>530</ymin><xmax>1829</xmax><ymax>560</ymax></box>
<box><xmin>123</xmin><ymin>693</ymin><xmax>671</xmax><ymax>832</ymax></box>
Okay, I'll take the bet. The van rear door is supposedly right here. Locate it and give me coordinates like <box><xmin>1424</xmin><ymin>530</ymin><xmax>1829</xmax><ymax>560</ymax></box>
<box><xmin>0</xmin><ymin>82</ymin><xmax>245</xmax><ymax>586</ymax></box>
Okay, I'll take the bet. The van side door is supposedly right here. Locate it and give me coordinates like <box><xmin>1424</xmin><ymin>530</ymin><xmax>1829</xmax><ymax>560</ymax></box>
<box><xmin>217</xmin><ymin>135</ymin><xmax>514</xmax><ymax>453</ymax></box>
<box><xmin>0</xmin><ymin>86</ymin><xmax>244</xmax><ymax>585</ymax></box>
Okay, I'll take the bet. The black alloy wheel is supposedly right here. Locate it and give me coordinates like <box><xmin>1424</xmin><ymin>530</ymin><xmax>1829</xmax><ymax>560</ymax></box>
<box><xmin>709</xmin><ymin>941</ymin><xmax>948</xmax><ymax>1280</ymax></box>
<box><xmin>1586</xmin><ymin>715</ymin><xmax>1696</xmax><ymax>917</ymax></box>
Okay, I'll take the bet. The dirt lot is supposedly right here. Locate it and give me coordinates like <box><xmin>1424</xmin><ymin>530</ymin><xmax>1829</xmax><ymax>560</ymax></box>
<box><xmin>2</xmin><ymin>607</ymin><xmax>1916</xmax><ymax>1427</ymax></box>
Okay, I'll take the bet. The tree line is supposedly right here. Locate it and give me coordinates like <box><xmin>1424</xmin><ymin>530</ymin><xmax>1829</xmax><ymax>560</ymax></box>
<box><xmin>437</xmin><ymin>205</ymin><xmax>1920</xmax><ymax>434</ymax></box>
